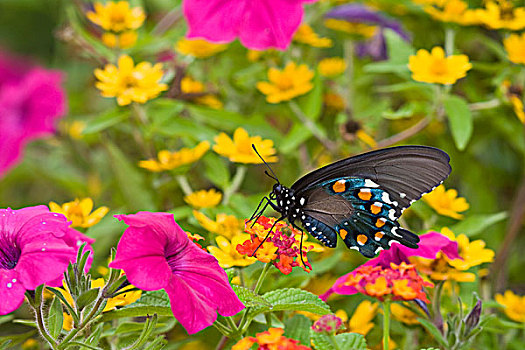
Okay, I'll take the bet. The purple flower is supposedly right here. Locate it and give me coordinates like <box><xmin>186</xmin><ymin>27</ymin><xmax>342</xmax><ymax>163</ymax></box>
<box><xmin>312</xmin><ymin>314</ymin><xmax>343</xmax><ymax>334</ymax></box>
<box><xmin>109</xmin><ymin>212</ymin><xmax>245</xmax><ymax>334</ymax></box>
<box><xmin>0</xmin><ymin>206</ymin><xmax>87</xmax><ymax>315</ymax></box>
<box><xmin>320</xmin><ymin>232</ymin><xmax>460</xmax><ymax>300</ymax></box>
<box><xmin>325</xmin><ymin>4</ymin><xmax>410</xmax><ymax>60</ymax></box>
<box><xmin>183</xmin><ymin>0</ymin><xmax>318</xmax><ymax>50</ymax></box>
<box><xmin>0</xmin><ymin>51</ymin><xmax>67</xmax><ymax>177</ymax></box>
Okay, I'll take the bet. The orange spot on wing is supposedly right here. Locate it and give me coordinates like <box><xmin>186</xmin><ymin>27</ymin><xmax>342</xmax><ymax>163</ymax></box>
<box><xmin>332</xmin><ymin>180</ymin><xmax>346</xmax><ymax>193</ymax></box>
<box><xmin>375</xmin><ymin>218</ymin><xmax>386</xmax><ymax>227</ymax></box>
<box><xmin>357</xmin><ymin>234</ymin><xmax>368</xmax><ymax>245</ymax></box>
<box><xmin>339</xmin><ymin>229</ymin><xmax>348</xmax><ymax>240</ymax></box>
<box><xmin>358</xmin><ymin>189</ymin><xmax>372</xmax><ymax>201</ymax></box>
<box><xmin>375</xmin><ymin>232</ymin><xmax>384</xmax><ymax>240</ymax></box>
<box><xmin>370</xmin><ymin>203</ymin><xmax>382</xmax><ymax>214</ymax></box>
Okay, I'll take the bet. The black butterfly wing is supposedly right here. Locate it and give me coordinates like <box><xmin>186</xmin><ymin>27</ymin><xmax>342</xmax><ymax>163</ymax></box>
<box><xmin>292</xmin><ymin>146</ymin><xmax>451</xmax><ymax>257</ymax></box>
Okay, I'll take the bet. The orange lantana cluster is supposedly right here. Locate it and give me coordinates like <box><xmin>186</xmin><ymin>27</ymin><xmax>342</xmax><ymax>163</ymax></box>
<box><xmin>232</xmin><ymin>328</ymin><xmax>310</xmax><ymax>350</ymax></box>
<box><xmin>236</xmin><ymin>216</ymin><xmax>321</xmax><ymax>274</ymax></box>
<box><xmin>343</xmin><ymin>262</ymin><xmax>434</xmax><ymax>303</ymax></box>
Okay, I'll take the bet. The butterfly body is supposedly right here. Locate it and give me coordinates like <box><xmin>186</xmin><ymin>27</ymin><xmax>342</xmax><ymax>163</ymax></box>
<box><xmin>254</xmin><ymin>145</ymin><xmax>451</xmax><ymax>258</ymax></box>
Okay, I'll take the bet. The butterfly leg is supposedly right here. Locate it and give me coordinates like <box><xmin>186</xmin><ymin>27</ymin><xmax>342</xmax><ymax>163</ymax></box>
<box><xmin>248</xmin><ymin>197</ymin><xmax>281</xmax><ymax>228</ymax></box>
<box><xmin>291</xmin><ymin>222</ymin><xmax>308</xmax><ymax>269</ymax></box>
<box><xmin>250</xmin><ymin>216</ymin><xmax>284</xmax><ymax>258</ymax></box>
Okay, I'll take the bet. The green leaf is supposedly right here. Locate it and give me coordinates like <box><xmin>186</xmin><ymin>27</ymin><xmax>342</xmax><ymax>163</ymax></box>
<box><xmin>248</xmin><ymin>288</ymin><xmax>331</xmax><ymax>319</ymax></box>
<box><xmin>384</xmin><ymin>28</ymin><xmax>415</xmax><ymax>64</ymax></box>
<box><xmin>297</xmin><ymin>72</ymin><xmax>323</xmax><ymax>121</ymax></box>
<box><xmin>132</xmin><ymin>290</ymin><xmax>171</xmax><ymax>307</ymax></box>
<box><xmin>382</xmin><ymin>101</ymin><xmax>429</xmax><ymax>120</ymax></box>
<box><xmin>417</xmin><ymin>318</ymin><xmax>449</xmax><ymax>347</ymax></box>
<box><xmin>0</xmin><ymin>315</ymin><xmax>13</xmax><ymax>325</ymax></box>
<box><xmin>232</xmin><ymin>285</ymin><xmax>272</xmax><ymax>308</ymax></box>
<box><xmin>203</xmin><ymin>153</ymin><xmax>230</xmax><ymax>189</ymax></box>
<box><xmin>280</xmin><ymin>124</ymin><xmax>312</xmax><ymax>154</ymax></box>
<box><xmin>0</xmin><ymin>331</ymin><xmax>37</xmax><ymax>349</ymax></box>
<box><xmin>86</xmin><ymin>324</ymin><xmax>104</xmax><ymax>347</ymax></box>
<box><xmin>100</xmin><ymin>306</ymin><xmax>173</xmax><ymax>322</ymax></box>
<box><xmin>284</xmin><ymin>314</ymin><xmax>312</xmax><ymax>346</ymax></box>
<box><xmin>106</xmin><ymin>142</ymin><xmax>156</xmax><ymax>211</ymax></box>
<box><xmin>449</xmin><ymin>212</ymin><xmax>507</xmax><ymax>237</ymax></box>
<box><xmin>76</xmin><ymin>288</ymin><xmax>100</xmax><ymax>310</ymax></box>
<box><xmin>81</xmin><ymin>109</ymin><xmax>129</xmax><ymax>135</ymax></box>
<box><xmin>47</xmin><ymin>296</ymin><xmax>64</xmax><ymax>339</ymax></box>
<box><xmin>443</xmin><ymin>95</ymin><xmax>473</xmax><ymax>151</ymax></box>
<box><xmin>311</xmin><ymin>331</ymin><xmax>367</xmax><ymax>350</ymax></box>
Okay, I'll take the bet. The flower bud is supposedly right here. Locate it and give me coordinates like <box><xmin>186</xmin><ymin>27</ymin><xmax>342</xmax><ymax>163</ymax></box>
<box><xmin>464</xmin><ymin>299</ymin><xmax>482</xmax><ymax>334</ymax></box>
<box><xmin>312</xmin><ymin>314</ymin><xmax>343</xmax><ymax>334</ymax></box>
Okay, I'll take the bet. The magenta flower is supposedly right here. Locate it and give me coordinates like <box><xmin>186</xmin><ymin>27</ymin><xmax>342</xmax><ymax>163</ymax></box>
<box><xmin>109</xmin><ymin>212</ymin><xmax>245</xmax><ymax>334</ymax></box>
<box><xmin>183</xmin><ymin>0</ymin><xmax>318</xmax><ymax>50</ymax></box>
<box><xmin>0</xmin><ymin>51</ymin><xmax>66</xmax><ymax>177</ymax></box>
<box><xmin>320</xmin><ymin>232</ymin><xmax>460</xmax><ymax>300</ymax></box>
<box><xmin>0</xmin><ymin>206</ymin><xmax>80</xmax><ymax>315</ymax></box>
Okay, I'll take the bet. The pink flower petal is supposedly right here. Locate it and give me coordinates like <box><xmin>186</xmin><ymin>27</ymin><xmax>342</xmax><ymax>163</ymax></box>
<box><xmin>0</xmin><ymin>270</ymin><xmax>26</xmax><ymax>315</ymax></box>
<box><xmin>183</xmin><ymin>0</ymin><xmax>316</xmax><ymax>50</ymax></box>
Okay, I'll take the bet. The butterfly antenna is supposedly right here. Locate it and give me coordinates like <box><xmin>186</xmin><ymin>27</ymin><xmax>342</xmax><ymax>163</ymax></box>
<box><xmin>252</xmin><ymin>144</ymin><xmax>280</xmax><ymax>184</ymax></box>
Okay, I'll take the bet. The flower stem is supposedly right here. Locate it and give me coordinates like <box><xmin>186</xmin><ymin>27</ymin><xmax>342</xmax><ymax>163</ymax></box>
<box><xmin>222</xmin><ymin>165</ymin><xmax>247</xmax><ymax>205</ymax></box>
<box><xmin>445</xmin><ymin>27</ymin><xmax>455</xmax><ymax>56</ymax></box>
<box><xmin>28</xmin><ymin>290</ymin><xmax>59</xmax><ymax>350</ymax></box>
<box><xmin>288</xmin><ymin>101</ymin><xmax>337</xmax><ymax>152</ymax></box>
<box><xmin>176</xmin><ymin>174</ymin><xmax>193</xmax><ymax>196</ymax></box>
<box><xmin>343</xmin><ymin>40</ymin><xmax>354</xmax><ymax>114</ymax></box>
<box><xmin>328</xmin><ymin>334</ymin><xmax>341</xmax><ymax>350</ymax></box>
<box><xmin>212</xmin><ymin>321</ymin><xmax>232</xmax><ymax>336</ymax></box>
<box><xmin>238</xmin><ymin>263</ymin><xmax>272</xmax><ymax>333</ymax></box>
<box><xmin>383</xmin><ymin>300</ymin><xmax>391</xmax><ymax>350</ymax></box>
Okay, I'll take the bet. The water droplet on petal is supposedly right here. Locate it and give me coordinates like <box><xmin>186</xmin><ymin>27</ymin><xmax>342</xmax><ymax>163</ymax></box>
<box><xmin>12</xmin><ymin>279</ymin><xmax>16</xmax><ymax>283</ymax></box>
<box><xmin>42</xmin><ymin>248</ymin><xmax>46</xmax><ymax>251</ymax></box>
<box><xmin>7</xmin><ymin>283</ymin><xmax>12</xmax><ymax>288</ymax></box>
<box><xmin>42</xmin><ymin>221</ymin><xmax>46</xmax><ymax>225</ymax></box>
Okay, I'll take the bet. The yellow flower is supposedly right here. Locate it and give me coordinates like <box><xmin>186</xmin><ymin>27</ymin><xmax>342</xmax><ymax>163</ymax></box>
<box><xmin>87</xmin><ymin>1</ymin><xmax>145</xmax><ymax>32</ymax></box>
<box><xmin>510</xmin><ymin>95</ymin><xmax>525</xmax><ymax>123</ymax></box>
<box><xmin>356</xmin><ymin>130</ymin><xmax>377</xmax><ymax>148</ymax></box>
<box><xmin>318</xmin><ymin>57</ymin><xmax>347</xmax><ymax>77</ymax></box>
<box><xmin>423</xmin><ymin>184</ymin><xmax>469</xmax><ymax>219</ymax></box>
<box><xmin>94</xmin><ymin>55</ymin><xmax>168</xmax><ymax>106</ymax></box>
<box><xmin>409</xmin><ymin>47</ymin><xmax>472</xmax><ymax>85</ymax></box>
<box><xmin>193</xmin><ymin>211</ymin><xmax>244</xmax><ymax>239</ymax></box>
<box><xmin>184</xmin><ymin>189</ymin><xmax>222</xmax><ymax>208</ymax></box>
<box><xmin>293</xmin><ymin>24</ymin><xmax>333</xmax><ymax>48</ymax></box>
<box><xmin>475</xmin><ymin>1</ymin><xmax>525</xmax><ymax>30</ymax></box>
<box><xmin>207</xmin><ymin>234</ymin><xmax>258</xmax><ymax>268</ymax></box>
<box><xmin>49</xmin><ymin>198</ymin><xmax>109</xmax><ymax>228</ymax></box>
<box><xmin>181</xmin><ymin>76</ymin><xmax>223</xmax><ymax>109</ymax></box>
<box><xmin>68</xmin><ymin>120</ymin><xmax>86</xmax><ymax>140</ymax></box>
<box><xmin>504</xmin><ymin>33</ymin><xmax>525</xmax><ymax>65</ymax></box>
<box><xmin>441</xmin><ymin>228</ymin><xmax>495</xmax><ymax>270</ymax></box>
<box><xmin>91</xmin><ymin>278</ymin><xmax>142</xmax><ymax>311</ymax></box>
<box><xmin>213</xmin><ymin>127</ymin><xmax>278</xmax><ymax>164</ymax></box>
<box><xmin>423</xmin><ymin>0</ymin><xmax>478</xmax><ymax>25</ymax></box>
<box><xmin>390</xmin><ymin>303</ymin><xmax>419</xmax><ymax>325</ymax></box>
<box><xmin>348</xmin><ymin>300</ymin><xmax>378</xmax><ymax>335</ymax></box>
<box><xmin>324</xmin><ymin>19</ymin><xmax>378</xmax><ymax>38</ymax></box>
<box><xmin>139</xmin><ymin>141</ymin><xmax>210</xmax><ymax>172</ymax></box>
<box><xmin>102</xmin><ymin>30</ymin><xmax>138</xmax><ymax>49</ymax></box>
<box><xmin>176</xmin><ymin>38</ymin><xmax>228</xmax><ymax>58</ymax></box>
<box><xmin>21</xmin><ymin>339</ymin><xmax>39</xmax><ymax>350</ymax></box>
<box><xmin>411</xmin><ymin>227</ymin><xmax>494</xmax><ymax>282</ymax></box>
<box><xmin>323</xmin><ymin>92</ymin><xmax>345</xmax><ymax>111</ymax></box>
<box><xmin>257</xmin><ymin>62</ymin><xmax>314</xmax><ymax>103</ymax></box>
<box><xmin>495</xmin><ymin>290</ymin><xmax>525</xmax><ymax>323</ymax></box>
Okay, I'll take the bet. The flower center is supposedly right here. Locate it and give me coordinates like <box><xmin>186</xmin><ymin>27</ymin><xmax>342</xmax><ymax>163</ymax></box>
<box><xmin>0</xmin><ymin>239</ymin><xmax>21</xmax><ymax>270</ymax></box>
<box><xmin>275</xmin><ymin>76</ymin><xmax>294</xmax><ymax>90</ymax></box>
<box><xmin>430</xmin><ymin>59</ymin><xmax>449</xmax><ymax>76</ymax></box>
<box><xmin>110</xmin><ymin>11</ymin><xmax>127</xmax><ymax>25</ymax></box>
<box><xmin>500</xmin><ymin>4</ymin><xmax>515</xmax><ymax>21</ymax></box>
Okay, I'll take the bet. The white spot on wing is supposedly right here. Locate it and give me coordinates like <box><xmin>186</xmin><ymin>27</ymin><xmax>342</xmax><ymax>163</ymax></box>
<box><xmin>375</xmin><ymin>247</ymin><xmax>384</xmax><ymax>254</ymax></box>
<box><xmin>388</xmin><ymin>209</ymin><xmax>396</xmax><ymax>220</ymax></box>
<box><xmin>388</xmin><ymin>240</ymin><xmax>400</xmax><ymax>247</ymax></box>
<box><xmin>391</xmin><ymin>227</ymin><xmax>402</xmax><ymax>238</ymax></box>
<box><xmin>364</xmin><ymin>179</ymin><xmax>379</xmax><ymax>188</ymax></box>
<box><xmin>300</xmin><ymin>197</ymin><xmax>305</xmax><ymax>205</ymax></box>
<box><xmin>400</xmin><ymin>192</ymin><xmax>406</xmax><ymax>198</ymax></box>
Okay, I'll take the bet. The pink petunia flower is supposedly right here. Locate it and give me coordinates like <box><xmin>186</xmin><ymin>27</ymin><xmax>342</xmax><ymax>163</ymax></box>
<box><xmin>320</xmin><ymin>232</ymin><xmax>460</xmax><ymax>300</ymax></box>
<box><xmin>183</xmin><ymin>0</ymin><xmax>318</xmax><ymax>50</ymax></box>
<box><xmin>0</xmin><ymin>206</ymin><xmax>92</xmax><ymax>315</ymax></box>
<box><xmin>0</xmin><ymin>51</ymin><xmax>66</xmax><ymax>177</ymax></box>
<box><xmin>109</xmin><ymin>212</ymin><xmax>245</xmax><ymax>334</ymax></box>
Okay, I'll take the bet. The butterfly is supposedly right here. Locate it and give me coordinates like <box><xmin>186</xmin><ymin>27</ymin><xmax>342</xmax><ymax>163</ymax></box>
<box><xmin>249</xmin><ymin>145</ymin><xmax>451</xmax><ymax>258</ymax></box>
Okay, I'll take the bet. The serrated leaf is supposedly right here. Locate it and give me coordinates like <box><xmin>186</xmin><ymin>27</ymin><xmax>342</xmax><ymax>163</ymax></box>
<box><xmin>47</xmin><ymin>296</ymin><xmax>63</xmax><ymax>339</ymax></box>
<box><xmin>443</xmin><ymin>95</ymin><xmax>473</xmax><ymax>151</ymax></box>
<box><xmin>284</xmin><ymin>314</ymin><xmax>312</xmax><ymax>346</ymax></box>
<box><xmin>131</xmin><ymin>290</ymin><xmax>171</xmax><ymax>307</ymax></box>
<box><xmin>77</xmin><ymin>288</ymin><xmax>100</xmax><ymax>310</ymax></box>
<box><xmin>311</xmin><ymin>331</ymin><xmax>366</xmax><ymax>350</ymax></box>
<box><xmin>232</xmin><ymin>285</ymin><xmax>272</xmax><ymax>308</ymax></box>
<box><xmin>449</xmin><ymin>212</ymin><xmax>507</xmax><ymax>237</ymax></box>
<box><xmin>248</xmin><ymin>288</ymin><xmax>331</xmax><ymax>320</ymax></box>
<box><xmin>106</xmin><ymin>142</ymin><xmax>156</xmax><ymax>211</ymax></box>
<box><xmin>417</xmin><ymin>317</ymin><xmax>449</xmax><ymax>347</ymax></box>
